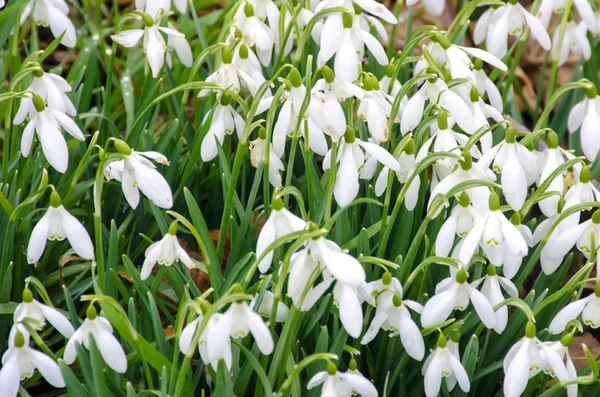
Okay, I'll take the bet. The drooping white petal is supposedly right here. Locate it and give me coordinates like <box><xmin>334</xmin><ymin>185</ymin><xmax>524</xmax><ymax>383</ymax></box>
<box><xmin>29</xmin><ymin>349</ymin><xmax>65</xmax><ymax>387</ymax></box>
<box><xmin>111</xmin><ymin>29</ymin><xmax>145</xmax><ymax>47</ymax></box>
<box><xmin>548</xmin><ymin>297</ymin><xmax>590</xmax><ymax>334</ymax></box>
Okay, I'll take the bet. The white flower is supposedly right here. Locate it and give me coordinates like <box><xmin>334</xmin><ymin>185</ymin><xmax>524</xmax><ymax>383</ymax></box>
<box><xmin>552</xmin><ymin>21</ymin><xmax>591</xmax><ymax>67</ymax></box>
<box><xmin>136</xmin><ymin>0</ymin><xmax>187</xmax><ymax>16</ymax></box>
<box><xmin>535</xmin><ymin>211</ymin><xmax>569</xmax><ymax>275</ymax></box>
<box><xmin>20</xmin><ymin>0</ymin><xmax>76</xmax><ymax>47</ymax></box>
<box><xmin>375</xmin><ymin>142</ymin><xmax>420</xmax><ymax>211</ymax></box>
<box><xmin>198</xmin><ymin>48</ymin><xmax>245</xmax><ymax>97</ymax></box>
<box><xmin>360</xmin><ymin>274</ymin><xmax>425</xmax><ymax>360</ymax></box>
<box><xmin>256</xmin><ymin>199</ymin><xmax>308</xmax><ymax>273</ymax></box>
<box><xmin>0</xmin><ymin>330</ymin><xmax>65</xmax><ymax>397</ymax></box>
<box><xmin>421</xmin><ymin>267</ymin><xmax>496</xmax><ymax>329</ymax></box>
<box><xmin>14</xmin><ymin>94</ymin><xmax>85</xmax><ymax>173</ymax></box>
<box><xmin>311</xmin><ymin>68</ymin><xmax>364</xmax><ymax>140</ymax></box>
<box><xmin>563</xmin><ymin>168</ymin><xmax>600</xmax><ymax>229</ymax></box>
<box><xmin>401</xmin><ymin>75</ymin><xmax>475</xmax><ymax>135</ymax></box>
<box><xmin>501</xmin><ymin>219</ymin><xmax>533</xmax><ymax>279</ymax></box>
<box><xmin>541</xmin><ymin>339</ymin><xmax>578</xmax><ymax>397</ymax></box>
<box><xmin>406</xmin><ymin>0</ymin><xmax>445</xmax><ymax>16</ymax></box>
<box><xmin>549</xmin><ymin>285</ymin><xmax>600</xmax><ymax>332</ymax></box>
<box><xmin>537</xmin><ymin>0</ymin><xmax>597</xmax><ymax>33</ymax></box>
<box><xmin>468</xmin><ymin>88</ymin><xmax>504</xmax><ymax>153</ymax></box>
<box><xmin>471</xmin><ymin>266</ymin><xmax>518</xmax><ymax>333</ymax></box>
<box><xmin>473</xmin><ymin>60</ymin><xmax>503</xmax><ymax>112</ymax></box>
<box><xmin>233</xmin><ymin>2</ymin><xmax>274</xmax><ymax>66</ymax></box>
<box><xmin>567</xmin><ymin>88</ymin><xmax>600</xmax><ymax>161</ymax></box>
<box><xmin>458</xmin><ymin>192</ymin><xmax>528</xmax><ymax>268</ymax></box>
<box><xmin>422</xmin><ymin>335</ymin><xmax>470</xmax><ymax>397</ymax></box>
<box><xmin>207</xmin><ymin>301</ymin><xmax>274</xmax><ymax>367</ymax></box>
<box><xmin>251</xmin><ymin>291</ymin><xmax>289</xmax><ymax>322</ymax></box>
<box><xmin>14</xmin><ymin>288</ymin><xmax>74</xmax><ymax>338</ymax></box>
<box><xmin>201</xmin><ymin>96</ymin><xmax>245</xmax><ymax>162</ymax></box>
<box><xmin>503</xmin><ymin>323</ymin><xmax>568</xmax><ymax>397</ymax></box>
<box><xmin>476</xmin><ymin>1</ymin><xmax>551</xmax><ymax>59</ymax></box>
<box><xmin>357</xmin><ymin>78</ymin><xmax>395</xmax><ymax>142</ymax></box>
<box><xmin>324</xmin><ymin>128</ymin><xmax>400</xmax><ymax>207</ymax></box>
<box><xmin>331</xmin><ymin>279</ymin><xmax>365</xmax><ymax>338</ymax></box>
<box><xmin>308</xmin><ymin>364</ymin><xmax>378</xmax><ymax>397</ymax></box>
<box><xmin>64</xmin><ymin>305</ymin><xmax>128</xmax><ymax>373</ymax></box>
<box><xmin>478</xmin><ymin>127</ymin><xmax>537</xmax><ymax>210</ymax></box>
<box><xmin>435</xmin><ymin>193</ymin><xmax>479</xmax><ymax>258</ymax></box>
<box><xmin>104</xmin><ymin>144</ymin><xmax>173</xmax><ymax>209</ymax></box>
<box><xmin>179</xmin><ymin>311</ymin><xmax>229</xmax><ymax>369</ymax></box>
<box><xmin>111</xmin><ymin>14</ymin><xmax>192</xmax><ymax>78</ymax></box>
<box><xmin>287</xmin><ymin>248</ymin><xmax>335</xmax><ymax>311</ymax></box>
<box><xmin>318</xmin><ymin>12</ymin><xmax>388</xmax><ymax>83</ymax></box>
<box><xmin>27</xmin><ymin>192</ymin><xmax>94</xmax><ymax>264</ymax></box>
<box><xmin>15</xmin><ymin>70</ymin><xmax>76</xmax><ymax>118</ymax></box>
<box><xmin>249</xmin><ymin>136</ymin><xmax>285</xmax><ymax>187</ymax></box>
<box><xmin>141</xmin><ymin>222</ymin><xmax>194</xmax><ymax>280</ymax></box>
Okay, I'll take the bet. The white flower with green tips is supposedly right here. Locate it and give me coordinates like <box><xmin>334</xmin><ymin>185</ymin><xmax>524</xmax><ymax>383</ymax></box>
<box><xmin>423</xmin><ymin>334</ymin><xmax>470</xmax><ymax>397</ymax></box>
<box><xmin>141</xmin><ymin>221</ymin><xmax>194</xmax><ymax>280</ymax></box>
<box><xmin>27</xmin><ymin>191</ymin><xmax>94</xmax><ymax>264</ymax></box>
<box><xmin>308</xmin><ymin>361</ymin><xmax>378</xmax><ymax>397</ymax></box>
<box><xmin>567</xmin><ymin>84</ymin><xmax>600</xmax><ymax>161</ymax></box>
<box><xmin>549</xmin><ymin>284</ymin><xmax>600</xmax><ymax>332</ymax></box>
<box><xmin>14</xmin><ymin>288</ymin><xmax>74</xmax><ymax>338</ymax></box>
<box><xmin>20</xmin><ymin>0</ymin><xmax>76</xmax><ymax>47</ymax></box>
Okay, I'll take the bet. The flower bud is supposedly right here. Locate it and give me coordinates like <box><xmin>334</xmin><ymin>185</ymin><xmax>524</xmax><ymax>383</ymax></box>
<box><xmin>15</xmin><ymin>331</ymin><xmax>25</xmax><ymax>348</ymax></box>
<box><xmin>33</xmin><ymin>94</ymin><xmax>46</xmax><ymax>112</ymax></box>
<box><xmin>385</xmin><ymin>64</ymin><xmax>395</xmax><ymax>78</ymax></box>
<box><xmin>459</xmin><ymin>151</ymin><xmax>472</xmax><ymax>170</ymax></box>
<box><xmin>244</xmin><ymin>2</ymin><xmax>255</xmax><ymax>17</ymax></box>
<box><xmin>168</xmin><ymin>220</ymin><xmax>179</xmax><ymax>236</ymax></box>
<box><xmin>505</xmin><ymin>126</ymin><xmax>517</xmax><ymax>144</ymax></box>
<box><xmin>486</xmin><ymin>263</ymin><xmax>496</xmax><ymax>276</ymax></box>
<box><xmin>272</xmin><ymin>197</ymin><xmax>283</xmax><ymax>211</ymax></box>
<box><xmin>222</xmin><ymin>47</ymin><xmax>233</xmax><ymax>64</ymax></box>
<box><xmin>510</xmin><ymin>211</ymin><xmax>521</xmax><ymax>226</ymax></box>
<box><xmin>363</xmin><ymin>74</ymin><xmax>374</xmax><ymax>91</ymax></box>
<box><xmin>289</xmin><ymin>68</ymin><xmax>302</xmax><ymax>88</ymax></box>
<box><xmin>258</xmin><ymin>126</ymin><xmax>267</xmax><ymax>140</ymax></box>
<box><xmin>560</xmin><ymin>333</ymin><xmax>573</xmax><ymax>347</ymax></box>
<box><xmin>525</xmin><ymin>321</ymin><xmax>536</xmax><ymax>338</ymax></box>
<box><xmin>592</xmin><ymin>209</ymin><xmax>600</xmax><ymax>225</ymax></box>
<box><xmin>349</xmin><ymin>358</ymin><xmax>358</xmax><ymax>371</ymax></box>
<box><xmin>382</xmin><ymin>271</ymin><xmax>392</xmax><ymax>285</ymax></box>
<box><xmin>50</xmin><ymin>191</ymin><xmax>62</xmax><ymax>208</ymax></box>
<box><xmin>86</xmin><ymin>304</ymin><xmax>97</xmax><ymax>320</ymax></box>
<box><xmin>239</xmin><ymin>44</ymin><xmax>249</xmax><ymax>60</ymax></box>
<box><xmin>451</xmin><ymin>331</ymin><xmax>461</xmax><ymax>343</ymax></box>
<box><xmin>114</xmin><ymin>139</ymin><xmax>132</xmax><ymax>155</ymax></box>
<box><xmin>469</xmin><ymin>86</ymin><xmax>479</xmax><ymax>103</ymax></box>
<box><xmin>547</xmin><ymin>130</ymin><xmax>559</xmax><ymax>149</ymax></box>
<box><xmin>489</xmin><ymin>191</ymin><xmax>500</xmax><ymax>211</ymax></box>
<box><xmin>586</xmin><ymin>84</ymin><xmax>597</xmax><ymax>99</ymax></box>
<box><xmin>322</xmin><ymin>66</ymin><xmax>334</xmax><ymax>83</ymax></box>
<box><xmin>404</xmin><ymin>139</ymin><xmax>415</xmax><ymax>155</ymax></box>
<box><xmin>580</xmin><ymin>167</ymin><xmax>591</xmax><ymax>184</ymax></box>
<box><xmin>437</xmin><ymin>112</ymin><xmax>448</xmax><ymax>130</ymax></box>
<box><xmin>327</xmin><ymin>361</ymin><xmax>337</xmax><ymax>375</ymax></box>
<box><xmin>342</xmin><ymin>12</ymin><xmax>353</xmax><ymax>28</ymax></box>
<box><xmin>34</xmin><ymin>67</ymin><xmax>44</xmax><ymax>78</ymax></box>
<box><xmin>141</xmin><ymin>12</ymin><xmax>154</xmax><ymax>27</ymax></box>
<box><xmin>456</xmin><ymin>268</ymin><xmax>468</xmax><ymax>284</ymax></box>
<box><xmin>392</xmin><ymin>294</ymin><xmax>402</xmax><ymax>307</ymax></box>
<box><xmin>437</xmin><ymin>333</ymin><xmax>447</xmax><ymax>348</ymax></box>
<box><xmin>23</xmin><ymin>288</ymin><xmax>34</xmax><ymax>303</ymax></box>
<box><xmin>474</xmin><ymin>59</ymin><xmax>483</xmax><ymax>71</ymax></box>
<box><xmin>459</xmin><ymin>191</ymin><xmax>470</xmax><ymax>207</ymax></box>
<box><xmin>344</xmin><ymin>126</ymin><xmax>355</xmax><ymax>143</ymax></box>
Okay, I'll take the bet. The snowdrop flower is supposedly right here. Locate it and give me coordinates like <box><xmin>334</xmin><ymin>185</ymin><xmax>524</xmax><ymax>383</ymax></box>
<box><xmin>567</xmin><ymin>85</ymin><xmax>600</xmax><ymax>160</ymax></box>
<box><xmin>287</xmin><ymin>234</ymin><xmax>366</xmax><ymax>308</ymax></box>
<box><xmin>233</xmin><ymin>2</ymin><xmax>274</xmax><ymax>66</ymax></box>
<box><xmin>16</xmin><ymin>69</ymin><xmax>76</xmax><ymax>117</ymax></box>
<box><xmin>428</xmin><ymin>152</ymin><xmax>496</xmax><ymax>217</ymax></box>
<box><xmin>315</xmin><ymin>0</ymin><xmax>398</xmax><ymax>24</ymax></box>
<box><xmin>0</xmin><ymin>330</ymin><xmax>65</xmax><ymax>397</ymax></box>
<box><xmin>207</xmin><ymin>301</ymin><xmax>274</xmax><ymax>366</ymax></box>
<box><xmin>136</xmin><ymin>0</ymin><xmax>187</xmax><ymax>16</ymax></box>
<box><xmin>468</xmin><ymin>87</ymin><xmax>504</xmax><ymax>153</ymax></box>
<box><xmin>14</xmin><ymin>288</ymin><xmax>74</xmax><ymax>338</ymax></box>
<box><xmin>311</xmin><ymin>66</ymin><xmax>364</xmax><ymax>140</ymax></box>
<box><xmin>27</xmin><ymin>191</ymin><xmax>94</xmax><ymax>264</ymax></box>
<box><xmin>458</xmin><ymin>192</ymin><xmax>528</xmax><ymax>268</ymax></box>
<box><xmin>360</xmin><ymin>273</ymin><xmax>425</xmax><ymax>360</ymax></box>
<box><xmin>20</xmin><ymin>0</ymin><xmax>76</xmax><ymax>47</ymax></box>
<box><xmin>141</xmin><ymin>221</ymin><xmax>194</xmax><ymax>280</ymax></box>
<box><xmin>232</xmin><ymin>43</ymin><xmax>268</xmax><ymax>96</ymax></box>
<box><xmin>422</xmin><ymin>334</ymin><xmax>470</xmax><ymax>397</ymax></box>
<box><xmin>541</xmin><ymin>337</ymin><xmax>578</xmax><ymax>397</ymax></box>
<box><xmin>14</xmin><ymin>94</ymin><xmax>85</xmax><ymax>173</ymax></box>
<box><xmin>552</xmin><ymin>20</ymin><xmax>591</xmax><ymax>67</ymax></box>
<box><xmin>473</xmin><ymin>59</ymin><xmax>503</xmax><ymax>112</ymax></box>
<box><xmin>272</xmin><ymin>69</ymin><xmax>328</xmax><ymax>156</ymax></box>
<box><xmin>435</xmin><ymin>193</ymin><xmax>479</xmax><ymax>258</ymax></box>
<box><xmin>256</xmin><ymin>197</ymin><xmax>308</xmax><ymax>273</ymax></box>
<box><xmin>421</xmin><ymin>267</ymin><xmax>496</xmax><ymax>329</ymax></box>
<box><xmin>549</xmin><ymin>283</ymin><xmax>600</xmax><ymax>332</ymax></box>
<box><xmin>535</xmin><ymin>205</ymin><xmax>570</xmax><ymax>275</ymax></box>
<box><xmin>401</xmin><ymin>74</ymin><xmax>475</xmax><ymax>135</ymax></box>
<box><xmin>308</xmin><ymin>361</ymin><xmax>378</xmax><ymax>397</ymax></box>
<box><xmin>201</xmin><ymin>94</ymin><xmax>245</xmax><ymax>162</ymax></box>
<box><xmin>357</xmin><ymin>75</ymin><xmax>395</xmax><ymax>142</ymax></box>
<box><xmin>537</xmin><ymin>0</ymin><xmax>596</xmax><ymax>33</ymax></box>
<box><xmin>64</xmin><ymin>305</ymin><xmax>128</xmax><ymax>373</ymax></box>
<box><xmin>478</xmin><ymin>126</ymin><xmax>537</xmax><ymax>210</ymax></box>
<box><xmin>503</xmin><ymin>322</ymin><xmax>569</xmax><ymax>397</ymax></box>
<box><xmin>562</xmin><ymin>167</ymin><xmax>600</xmax><ymax>229</ymax></box>
<box><xmin>111</xmin><ymin>12</ymin><xmax>192</xmax><ymax>78</ymax></box>
<box><xmin>375</xmin><ymin>140</ymin><xmax>421</xmax><ymax>210</ymax></box>
<box><xmin>323</xmin><ymin>127</ymin><xmax>400</xmax><ymax>207</ymax></box>
<box><xmin>318</xmin><ymin>12</ymin><xmax>388</xmax><ymax>83</ymax></box>
<box><xmin>475</xmin><ymin>0</ymin><xmax>551</xmax><ymax>59</ymax></box>
<box><xmin>501</xmin><ymin>213</ymin><xmax>533</xmax><ymax>279</ymax></box>
<box><xmin>104</xmin><ymin>140</ymin><xmax>173</xmax><ymax>209</ymax></box>
<box><xmin>251</xmin><ymin>291</ymin><xmax>289</xmax><ymax>322</ymax></box>
<box><xmin>406</xmin><ymin>0</ymin><xmax>445</xmax><ymax>16</ymax></box>
<box><xmin>379</xmin><ymin>64</ymin><xmax>405</xmax><ymax>97</ymax></box>
<box><xmin>332</xmin><ymin>279</ymin><xmax>365</xmax><ymax>338</ymax></box>
<box><xmin>249</xmin><ymin>130</ymin><xmax>285</xmax><ymax>187</ymax></box>
<box><xmin>471</xmin><ymin>265</ymin><xmax>518</xmax><ymax>333</ymax></box>
<box><xmin>198</xmin><ymin>48</ymin><xmax>244</xmax><ymax>97</ymax></box>
<box><xmin>179</xmin><ymin>308</ymin><xmax>229</xmax><ymax>369</ymax></box>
